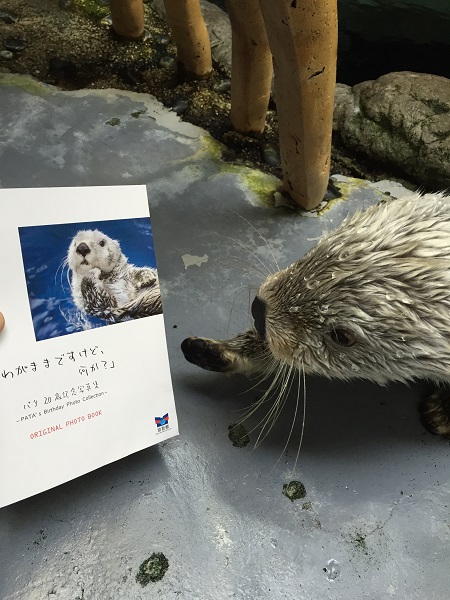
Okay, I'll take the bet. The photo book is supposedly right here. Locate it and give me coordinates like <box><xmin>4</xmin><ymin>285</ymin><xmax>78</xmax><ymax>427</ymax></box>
<box><xmin>0</xmin><ymin>185</ymin><xmax>178</xmax><ymax>508</ymax></box>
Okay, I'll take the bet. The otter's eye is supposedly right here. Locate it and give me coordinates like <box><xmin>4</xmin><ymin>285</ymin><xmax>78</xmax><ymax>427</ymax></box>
<box><xmin>330</xmin><ymin>328</ymin><xmax>355</xmax><ymax>347</ymax></box>
<box><xmin>99</xmin><ymin>240</ymin><xmax>106</xmax><ymax>247</ymax></box>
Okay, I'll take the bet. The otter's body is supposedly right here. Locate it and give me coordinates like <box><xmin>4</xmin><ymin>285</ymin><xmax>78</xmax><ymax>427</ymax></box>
<box><xmin>182</xmin><ymin>192</ymin><xmax>450</xmax><ymax>439</ymax></box>
<box><xmin>68</xmin><ymin>229</ymin><xmax>162</xmax><ymax>322</ymax></box>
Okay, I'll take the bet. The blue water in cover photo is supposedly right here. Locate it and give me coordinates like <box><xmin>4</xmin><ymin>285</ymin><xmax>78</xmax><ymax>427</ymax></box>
<box><xmin>18</xmin><ymin>218</ymin><xmax>157</xmax><ymax>342</ymax></box>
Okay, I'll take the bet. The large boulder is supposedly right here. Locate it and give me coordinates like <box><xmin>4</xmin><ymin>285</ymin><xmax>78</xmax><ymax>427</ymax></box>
<box><xmin>334</xmin><ymin>72</ymin><xmax>450</xmax><ymax>189</ymax></box>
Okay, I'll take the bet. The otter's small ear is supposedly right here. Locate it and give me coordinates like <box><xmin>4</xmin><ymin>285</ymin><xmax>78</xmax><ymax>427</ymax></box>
<box><xmin>330</xmin><ymin>328</ymin><xmax>356</xmax><ymax>347</ymax></box>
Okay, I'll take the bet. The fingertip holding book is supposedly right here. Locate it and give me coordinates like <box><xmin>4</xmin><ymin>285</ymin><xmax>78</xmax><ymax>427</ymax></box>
<box><xmin>0</xmin><ymin>312</ymin><xmax>4</xmax><ymax>334</ymax></box>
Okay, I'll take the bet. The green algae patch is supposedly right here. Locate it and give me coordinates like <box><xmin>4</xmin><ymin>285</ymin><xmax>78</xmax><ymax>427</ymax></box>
<box><xmin>136</xmin><ymin>553</ymin><xmax>169</xmax><ymax>586</ymax></box>
<box><xmin>200</xmin><ymin>134</ymin><xmax>223</xmax><ymax>162</ymax></box>
<box><xmin>72</xmin><ymin>0</ymin><xmax>109</xmax><ymax>21</ymax></box>
<box><xmin>222</xmin><ymin>164</ymin><xmax>280</xmax><ymax>207</ymax></box>
<box><xmin>282</xmin><ymin>480</ymin><xmax>306</xmax><ymax>502</ymax></box>
<box><xmin>350</xmin><ymin>531</ymin><xmax>369</xmax><ymax>555</ymax></box>
<box><xmin>228</xmin><ymin>423</ymin><xmax>250</xmax><ymax>448</ymax></box>
<box><xmin>302</xmin><ymin>501</ymin><xmax>312</xmax><ymax>510</ymax></box>
<box><xmin>106</xmin><ymin>117</ymin><xmax>121</xmax><ymax>126</ymax></box>
<box><xmin>131</xmin><ymin>109</ymin><xmax>147</xmax><ymax>119</ymax></box>
<box><xmin>0</xmin><ymin>73</ymin><xmax>54</xmax><ymax>97</ymax></box>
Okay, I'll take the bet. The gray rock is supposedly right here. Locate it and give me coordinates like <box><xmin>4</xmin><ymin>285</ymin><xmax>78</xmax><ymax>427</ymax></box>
<box><xmin>3</xmin><ymin>37</ymin><xmax>27</xmax><ymax>52</ymax></box>
<box><xmin>334</xmin><ymin>72</ymin><xmax>450</xmax><ymax>189</ymax></box>
<box><xmin>0</xmin><ymin>50</ymin><xmax>14</xmax><ymax>61</ymax></box>
<box><xmin>0</xmin><ymin>10</ymin><xmax>19</xmax><ymax>24</ymax></box>
<box><xmin>159</xmin><ymin>55</ymin><xmax>176</xmax><ymax>69</ymax></box>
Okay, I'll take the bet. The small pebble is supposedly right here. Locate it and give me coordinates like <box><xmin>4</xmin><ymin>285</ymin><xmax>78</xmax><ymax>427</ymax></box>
<box><xmin>171</xmin><ymin>100</ymin><xmax>189</xmax><ymax>116</ymax></box>
<box><xmin>106</xmin><ymin>118</ymin><xmax>121</xmax><ymax>126</ymax></box>
<box><xmin>214</xmin><ymin>79</ymin><xmax>231</xmax><ymax>94</ymax></box>
<box><xmin>0</xmin><ymin>50</ymin><xmax>14</xmax><ymax>60</ymax></box>
<box><xmin>155</xmin><ymin>34</ymin><xmax>170</xmax><ymax>45</ymax></box>
<box><xmin>159</xmin><ymin>55</ymin><xmax>175</xmax><ymax>69</ymax></box>
<box><xmin>262</xmin><ymin>143</ymin><xmax>281</xmax><ymax>168</ymax></box>
<box><xmin>100</xmin><ymin>14</ymin><xmax>113</xmax><ymax>27</ymax></box>
<box><xmin>3</xmin><ymin>37</ymin><xmax>27</xmax><ymax>52</ymax></box>
<box><xmin>0</xmin><ymin>11</ymin><xmax>19</xmax><ymax>24</ymax></box>
<box><xmin>142</xmin><ymin>30</ymin><xmax>152</xmax><ymax>43</ymax></box>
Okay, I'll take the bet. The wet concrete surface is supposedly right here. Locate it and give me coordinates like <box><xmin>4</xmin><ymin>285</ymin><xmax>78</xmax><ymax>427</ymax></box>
<box><xmin>0</xmin><ymin>74</ymin><xmax>449</xmax><ymax>600</ymax></box>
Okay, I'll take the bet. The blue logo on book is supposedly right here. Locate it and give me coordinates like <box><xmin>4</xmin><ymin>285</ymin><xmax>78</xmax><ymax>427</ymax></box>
<box><xmin>155</xmin><ymin>413</ymin><xmax>169</xmax><ymax>432</ymax></box>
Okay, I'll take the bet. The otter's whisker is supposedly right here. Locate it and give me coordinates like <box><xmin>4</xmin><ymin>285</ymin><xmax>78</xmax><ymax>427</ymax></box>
<box><xmin>226</xmin><ymin>252</ymin><xmax>271</xmax><ymax>280</ymax></box>
<box><xmin>233</xmin><ymin>355</ymin><xmax>279</xmax><ymax>402</ymax></box>
<box><xmin>242</xmin><ymin>363</ymin><xmax>292</xmax><ymax>441</ymax></box>
<box><xmin>268</xmin><ymin>363</ymin><xmax>296</xmax><ymax>427</ymax></box>
<box><xmin>290</xmin><ymin>361</ymin><xmax>307</xmax><ymax>479</ymax></box>
<box><xmin>226</xmin><ymin>208</ymin><xmax>280</xmax><ymax>272</ymax></box>
<box><xmin>237</xmin><ymin>361</ymin><xmax>286</xmax><ymax>424</ymax></box>
<box><xmin>254</xmin><ymin>363</ymin><xmax>295</xmax><ymax>448</ymax></box>
<box><xmin>211</xmin><ymin>231</ymin><xmax>273</xmax><ymax>277</ymax></box>
<box><xmin>55</xmin><ymin>257</ymin><xmax>69</xmax><ymax>291</ymax></box>
<box><xmin>227</xmin><ymin>286</ymin><xmax>257</xmax><ymax>335</ymax></box>
<box><xmin>240</xmin><ymin>352</ymin><xmax>282</xmax><ymax>396</ymax></box>
<box><xmin>271</xmin><ymin>365</ymin><xmax>302</xmax><ymax>472</ymax></box>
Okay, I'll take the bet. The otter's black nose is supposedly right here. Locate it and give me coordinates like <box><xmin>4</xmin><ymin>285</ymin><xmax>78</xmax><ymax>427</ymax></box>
<box><xmin>76</xmin><ymin>242</ymin><xmax>91</xmax><ymax>257</ymax></box>
<box><xmin>251</xmin><ymin>296</ymin><xmax>266</xmax><ymax>338</ymax></box>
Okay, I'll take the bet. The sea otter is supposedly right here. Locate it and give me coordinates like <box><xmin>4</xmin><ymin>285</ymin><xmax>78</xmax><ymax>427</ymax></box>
<box><xmin>67</xmin><ymin>229</ymin><xmax>162</xmax><ymax>322</ymax></box>
<box><xmin>181</xmin><ymin>191</ymin><xmax>450</xmax><ymax>439</ymax></box>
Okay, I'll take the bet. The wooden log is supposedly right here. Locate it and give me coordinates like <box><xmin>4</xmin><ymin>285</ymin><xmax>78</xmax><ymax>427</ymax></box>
<box><xmin>109</xmin><ymin>0</ymin><xmax>145</xmax><ymax>40</ymax></box>
<box><xmin>163</xmin><ymin>0</ymin><xmax>212</xmax><ymax>78</ymax></box>
<box><xmin>259</xmin><ymin>0</ymin><xmax>338</xmax><ymax>209</ymax></box>
<box><xmin>225</xmin><ymin>0</ymin><xmax>273</xmax><ymax>135</ymax></box>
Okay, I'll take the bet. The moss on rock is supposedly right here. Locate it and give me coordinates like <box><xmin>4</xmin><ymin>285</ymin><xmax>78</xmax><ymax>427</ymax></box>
<box><xmin>136</xmin><ymin>552</ymin><xmax>169</xmax><ymax>586</ymax></box>
<box><xmin>282</xmin><ymin>480</ymin><xmax>306</xmax><ymax>502</ymax></box>
<box><xmin>228</xmin><ymin>423</ymin><xmax>250</xmax><ymax>448</ymax></box>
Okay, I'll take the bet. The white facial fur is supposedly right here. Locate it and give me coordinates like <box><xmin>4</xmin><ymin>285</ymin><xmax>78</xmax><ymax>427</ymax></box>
<box><xmin>67</xmin><ymin>230</ymin><xmax>123</xmax><ymax>276</ymax></box>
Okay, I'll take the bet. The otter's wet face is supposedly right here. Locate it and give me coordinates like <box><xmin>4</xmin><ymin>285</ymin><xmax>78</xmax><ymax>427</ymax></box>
<box><xmin>256</xmin><ymin>227</ymin><xmax>450</xmax><ymax>385</ymax></box>
<box><xmin>68</xmin><ymin>230</ymin><xmax>122</xmax><ymax>276</ymax></box>
<box><xmin>183</xmin><ymin>192</ymin><xmax>450</xmax><ymax>386</ymax></box>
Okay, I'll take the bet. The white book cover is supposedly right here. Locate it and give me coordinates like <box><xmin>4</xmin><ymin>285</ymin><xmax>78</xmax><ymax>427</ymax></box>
<box><xmin>0</xmin><ymin>185</ymin><xmax>178</xmax><ymax>508</ymax></box>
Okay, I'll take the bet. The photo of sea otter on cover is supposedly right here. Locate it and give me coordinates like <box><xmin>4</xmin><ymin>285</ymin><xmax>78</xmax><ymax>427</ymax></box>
<box><xmin>19</xmin><ymin>217</ymin><xmax>162</xmax><ymax>342</ymax></box>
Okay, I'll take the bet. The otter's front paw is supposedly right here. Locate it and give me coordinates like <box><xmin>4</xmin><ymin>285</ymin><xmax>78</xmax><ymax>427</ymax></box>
<box><xmin>420</xmin><ymin>387</ymin><xmax>450</xmax><ymax>439</ymax></box>
<box><xmin>181</xmin><ymin>337</ymin><xmax>235</xmax><ymax>373</ymax></box>
<box><xmin>83</xmin><ymin>268</ymin><xmax>101</xmax><ymax>280</ymax></box>
<box><xmin>133</xmin><ymin>268</ymin><xmax>157</xmax><ymax>289</ymax></box>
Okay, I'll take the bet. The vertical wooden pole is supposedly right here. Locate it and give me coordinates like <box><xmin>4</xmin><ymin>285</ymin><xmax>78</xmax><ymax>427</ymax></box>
<box><xmin>225</xmin><ymin>0</ymin><xmax>273</xmax><ymax>135</ymax></box>
<box><xmin>163</xmin><ymin>0</ymin><xmax>212</xmax><ymax>78</ymax></box>
<box><xmin>109</xmin><ymin>0</ymin><xmax>145</xmax><ymax>40</ymax></box>
<box><xmin>259</xmin><ymin>0</ymin><xmax>338</xmax><ymax>209</ymax></box>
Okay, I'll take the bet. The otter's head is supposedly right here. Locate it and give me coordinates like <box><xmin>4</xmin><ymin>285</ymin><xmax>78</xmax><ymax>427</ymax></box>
<box><xmin>68</xmin><ymin>230</ymin><xmax>123</xmax><ymax>276</ymax></box>
<box><xmin>254</xmin><ymin>195</ymin><xmax>450</xmax><ymax>385</ymax></box>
